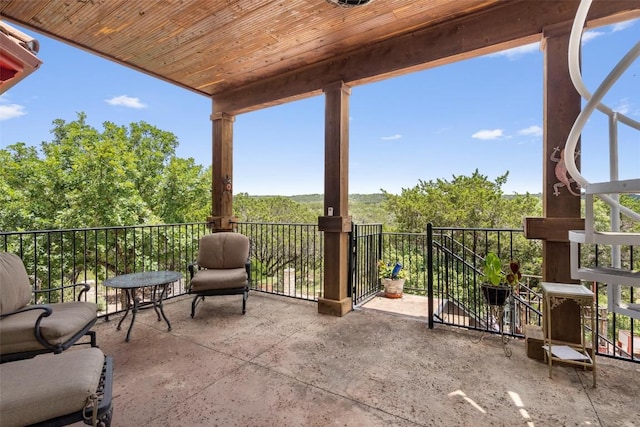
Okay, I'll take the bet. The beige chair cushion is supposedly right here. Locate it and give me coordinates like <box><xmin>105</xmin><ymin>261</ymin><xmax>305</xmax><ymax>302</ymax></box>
<box><xmin>0</xmin><ymin>301</ymin><xmax>98</xmax><ymax>355</ymax></box>
<box><xmin>0</xmin><ymin>252</ymin><xmax>32</xmax><ymax>315</ymax></box>
<box><xmin>191</xmin><ymin>267</ymin><xmax>248</xmax><ymax>292</ymax></box>
<box><xmin>197</xmin><ymin>232</ymin><xmax>249</xmax><ymax>269</ymax></box>
<box><xmin>0</xmin><ymin>347</ymin><xmax>105</xmax><ymax>427</ymax></box>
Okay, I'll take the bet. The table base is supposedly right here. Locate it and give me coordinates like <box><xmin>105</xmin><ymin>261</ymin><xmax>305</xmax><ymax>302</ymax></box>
<box><xmin>116</xmin><ymin>285</ymin><xmax>172</xmax><ymax>342</ymax></box>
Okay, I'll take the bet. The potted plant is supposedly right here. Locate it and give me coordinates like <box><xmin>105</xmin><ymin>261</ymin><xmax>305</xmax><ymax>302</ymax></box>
<box><xmin>481</xmin><ymin>252</ymin><xmax>521</xmax><ymax>306</ymax></box>
<box><xmin>378</xmin><ymin>260</ymin><xmax>407</xmax><ymax>299</ymax></box>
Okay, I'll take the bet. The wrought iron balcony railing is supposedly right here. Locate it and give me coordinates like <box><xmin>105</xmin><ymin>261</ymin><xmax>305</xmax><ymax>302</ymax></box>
<box><xmin>2</xmin><ymin>221</ymin><xmax>636</xmax><ymax>362</ymax></box>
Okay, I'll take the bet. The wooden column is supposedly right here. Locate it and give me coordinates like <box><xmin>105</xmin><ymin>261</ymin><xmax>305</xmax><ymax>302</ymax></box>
<box><xmin>208</xmin><ymin>112</ymin><xmax>237</xmax><ymax>231</ymax></box>
<box><xmin>524</xmin><ymin>25</ymin><xmax>583</xmax><ymax>348</ymax></box>
<box><xmin>318</xmin><ymin>81</ymin><xmax>353</xmax><ymax>316</ymax></box>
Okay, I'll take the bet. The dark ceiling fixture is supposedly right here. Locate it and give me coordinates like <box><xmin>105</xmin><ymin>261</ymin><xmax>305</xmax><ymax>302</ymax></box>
<box><xmin>326</xmin><ymin>0</ymin><xmax>374</xmax><ymax>7</ymax></box>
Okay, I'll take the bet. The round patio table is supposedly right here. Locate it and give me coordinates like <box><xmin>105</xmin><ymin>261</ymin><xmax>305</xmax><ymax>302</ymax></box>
<box><xmin>104</xmin><ymin>271</ymin><xmax>182</xmax><ymax>342</ymax></box>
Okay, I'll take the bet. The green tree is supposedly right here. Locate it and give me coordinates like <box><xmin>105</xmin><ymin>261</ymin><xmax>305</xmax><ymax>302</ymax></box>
<box><xmin>349</xmin><ymin>194</ymin><xmax>390</xmax><ymax>224</ymax></box>
<box><xmin>0</xmin><ymin>113</ymin><xmax>209</xmax><ymax>286</ymax></box>
<box><xmin>156</xmin><ymin>160</ymin><xmax>211</xmax><ymax>223</ymax></box>
<box><xmin>41</xmin><ymin>114</ymin><xmax>153</xmax><ymax>228</ymax></box>
<box><xmin>125</xmin><ymin>121</ymin><xmax>179</xmax><ymax>214</ymax></box>
<box><xmin>1</xmin><ymin>112</ymin><xmax>210</xmax><ymax>229</ymax></box>
<box><xmin>233</xmin><ymin>194</ymin><xmax>321</xmax><ymax>285</ymax></box>
<box><xmin>0</xmin><ymin>143</ymin><xmax>46</xmax><ymax>231</ymax></box>
<box><xmin>382</xmin><ymin>169</ymin><xmax>541</xmax><ymax>232</ymax></box>
<box><xmin>233</xmin><ymin>194</ymin><xmax>317</xmax><ymax>223</ymax></box>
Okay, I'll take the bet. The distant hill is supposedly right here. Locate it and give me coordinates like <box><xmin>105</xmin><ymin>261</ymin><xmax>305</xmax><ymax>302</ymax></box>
<box><xmin>246</xmin><ymin>192</ymin><xmax>541</xmax><ymax>225</ymax></box>
<box><xmin>288</xmin><ymin>194</ymin><xmax>386</xmax><ymax>204</ymax></box>
<box><xmin>504</xmin><ymin>193</ymin><xmax>542</xmax><ymax>199</ymax></box>
<box><xmin>252</xmin><ymin>193</ymin><xmax>538</xmax><ymax>204</ymax></box>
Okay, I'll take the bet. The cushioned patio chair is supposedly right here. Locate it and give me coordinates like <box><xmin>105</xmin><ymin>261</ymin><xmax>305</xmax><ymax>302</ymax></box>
<box><xmin>0</xmin><ymin>347</ymin><xmax>113</xmax><ymax>427</ymax></box>
<box><xmin>188</xmin><ymin>232</ymin><xmax>251</xmax><ymax>318</ymax></box>
<box><xmin>0</xmin><ymin>252</ymin><xmax>98</xmax><ymax>363</ymax></box>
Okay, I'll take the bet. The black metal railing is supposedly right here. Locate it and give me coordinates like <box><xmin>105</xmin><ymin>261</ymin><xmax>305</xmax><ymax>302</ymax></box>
<box><xmin>428</xmin><ymin>225</ymin><xmax>544</xmax><ymax>337</ymax></box>
<box><xmin>2</xmin><ymin>221</ymin><xmax>637</xmax><ymax>363</ymax></box>
<box><xmin>350</xmin><ymin>225</ymin><xmax>434</xmax><ymax>305</ymax></box>
<box><xmin>1</xmin><ymin>224</ymin><xmax>209</xmax><ymax>314</ymax></box>
<box><xmin>235</xmin><ymin>221</ymin><xmax>323</xmax><ymax>301</ymax></box>
<box><xmin>350</xmin><ymin>224</ymin><xmax>383</xmax><ymax>304</ymax></box>
<box><xmin>351</xmin><ymin>224</ymin><xmax>542</xmax><ymax>336</ymax></box>
<box><xmin>1</xmin><ymin>222</ymin><xmax>324</xmax><ymax>317</ymax></box>
<box><xmin>360</xmin><ymin>224</ymin><xmax>637</xmax><ymax>363</ymax></box>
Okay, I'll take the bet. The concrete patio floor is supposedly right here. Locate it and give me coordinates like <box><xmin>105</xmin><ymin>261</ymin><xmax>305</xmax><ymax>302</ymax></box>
<box><xmin>83</xmin><ymin>292</ymin><xmax>639</xmax><ymax>426</ymax></box>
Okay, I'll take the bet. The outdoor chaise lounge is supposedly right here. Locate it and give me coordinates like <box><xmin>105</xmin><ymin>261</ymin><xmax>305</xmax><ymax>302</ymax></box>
<box><xmin>0</xmin><ymin>347</ymin><xmax>113</xmax><ymax>427</ymax></box>
<box><xmin>188</xmin><ymin>232</ymin><xmax>251</xmax><ymax>318</ymax></box>
<box><xmin>0</xmin><ymin>252</ymin><xmax>98</xmax><ymax>363</ymax></box>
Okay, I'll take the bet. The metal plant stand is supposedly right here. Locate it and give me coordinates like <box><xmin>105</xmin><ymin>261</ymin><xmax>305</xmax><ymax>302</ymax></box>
<box><xmin>487</xmin><ymin>301</ymin><xmax>512</xmax><ymax>358</ymax></box>
<box><xmin>475</xmin><ymin>284</ymin><xmax>512</xmax><ymax>358</ymax></box>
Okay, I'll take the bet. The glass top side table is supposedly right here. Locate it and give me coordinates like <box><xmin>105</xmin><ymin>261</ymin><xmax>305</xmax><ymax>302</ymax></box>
<box><xmin>104</xmin><ymin>271</ymin><xmax>182</xmax><ymax>342</ymax></box>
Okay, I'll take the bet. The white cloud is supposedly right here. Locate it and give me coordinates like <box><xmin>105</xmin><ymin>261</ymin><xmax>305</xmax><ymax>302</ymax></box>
<box><xmin>106</xmin><ymin>95</ymin><xmax>147</xmax><ymax>109</ymax></box>
<box><xmin>517</xmin><ymin>125</ymin><xmax>543</xmax><ymax>137</ymax></box>
<box><xmin>491</xmin><ymin>18</ymin><xmax>636</xmax><ymax>59</ymax></box>
<box><xmin>611</xmin><ymin>19</ymin><xmax>636</xmax><ymax>32</ymax></box>
<box><xmin>472</xmin><ymin>129</ymin><xmax>503</xmax><ymax>140</ymax></box>
<box><xmin>490</xmin><ymin>42</ymin><xmax>539</xmax><ymax>60</ymax></box>
<box><xmin>381</xmin><ymin>134</ymin><xmax>402</xmax><ymax>140</ymax></box>
<box><xmin>613</xmin><ymin>99</ymin><xmax>631</xmax><ymax>115</ymax></box>
<box><xmin>582</xmin><ymin>18</ymin><xmax>636</xmax><ymax>43</ymax></box>
<box><xmin>0</xmin><ymin>103</ymin><xmax>26</xmax><ymax>121</ymax></box>
<box><xmin>581</xmin><ymin>30</ymin><xmax>605</xmax><ymax>43</ymax></box>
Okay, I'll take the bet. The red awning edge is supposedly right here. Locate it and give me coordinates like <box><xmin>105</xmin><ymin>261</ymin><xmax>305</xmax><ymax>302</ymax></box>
<box><xmin>0</xmin><ymin>21</ymin><xmax>42</xmax><ymax>94</ymax></box>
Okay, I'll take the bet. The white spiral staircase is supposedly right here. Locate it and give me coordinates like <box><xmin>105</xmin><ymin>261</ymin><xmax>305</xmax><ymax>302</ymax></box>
<box><xmin>565</xmin><ymin>0</ymin><xmax>640</xmax><ymax>319</ymax></box>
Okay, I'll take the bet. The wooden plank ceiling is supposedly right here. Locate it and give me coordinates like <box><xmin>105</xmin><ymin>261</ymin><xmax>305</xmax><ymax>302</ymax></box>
<box><xmin>1</xmin><ymin>0</ymin><xmax>638</xmax><ymax>114</ymax></box>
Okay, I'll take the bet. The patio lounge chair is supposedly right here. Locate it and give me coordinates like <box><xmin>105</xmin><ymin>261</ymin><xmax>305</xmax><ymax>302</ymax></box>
<box><xmin>188</xmin><ymin>232</ymin><xmax>251</xmax><ymax>318</ymax></box>
<box><xmin>0</xmin><ymin>347</ymin><xmax>113</xmax><ymax>427</ymax></box>
<box><xmin>0</xmin><ymin>252</ymin><xmax>98</xmax><ymax>363</ymax></box>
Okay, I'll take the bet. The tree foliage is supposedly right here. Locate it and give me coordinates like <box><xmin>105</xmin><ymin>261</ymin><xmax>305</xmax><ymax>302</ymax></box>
<box><xmin>382</xmin><ymin>169</ymin><xmax>541</xmax><ymax>232</ymax></box>
<box><xmin>0</xmin><ymin>113</ymin><xmax>211</xmax><ymax>287</ymax></box>
<box><xmin>156</xmin><ymin>160</ymin><xmax>211</xmax><ymax>223</ymax></box>
<box><xmin>0</xmin><ymin>143</ymin><xmax>45</xmax><ymax>230</ymax></box>
<box><xmin>0</xmin><ymin>112</ymin><xmax>210</xmax><ymax>231</ymax></box>
<box><xmin>233</xmin><ymin>194</ymin><xmax>321</xmax><ymax>281</ymax></box>
<box><xmin>233</xmin><ymin>193</ymin><xmax>317</xmax><ymax>223</ymax></box>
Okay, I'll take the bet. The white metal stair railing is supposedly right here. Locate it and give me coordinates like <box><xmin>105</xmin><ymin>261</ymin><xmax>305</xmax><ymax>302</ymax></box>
<box><xmin>564</xmin><ymin>0</ymin><xmax>640</xmax><ymax>319</ymax></box>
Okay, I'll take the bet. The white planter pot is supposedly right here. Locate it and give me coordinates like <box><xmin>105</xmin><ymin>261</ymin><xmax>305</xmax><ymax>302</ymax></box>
<box><xmin>382</xmin><ymin>278</ymin><xmax>405</xmax><ymax>299</ymax></box>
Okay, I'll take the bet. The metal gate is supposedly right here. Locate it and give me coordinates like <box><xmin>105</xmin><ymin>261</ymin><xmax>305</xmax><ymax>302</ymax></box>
<box><xmin>349</xmin><ymin>224</ymin><xmax>383</xmax><ymax>305</ymax></box>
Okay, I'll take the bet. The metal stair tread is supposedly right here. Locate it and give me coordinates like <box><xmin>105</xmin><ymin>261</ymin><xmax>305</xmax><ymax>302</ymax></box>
<box><xmin>585</xmin><ymin>178</ymin><xmax>640</xmax><ymax>194</ymax></box>
<box><xmin>568</xmin><ymin>230</ymin><xmax>640</xmax><ymax>245</ymax></box>
<box><xmin>574</xmin><ymin>266</ymin><xmax>640</xmax><ymax>285</ymax></box>
<box><xmin>622</xmin><ymin>303</ymin><xmax>640</xmax><ymax>312</ymax></box>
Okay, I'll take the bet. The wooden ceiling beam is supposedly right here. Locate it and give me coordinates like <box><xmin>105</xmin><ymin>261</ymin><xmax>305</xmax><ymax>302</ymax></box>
<box><xmin>214</xmin><ymin>0</ymin><xmax>639</xmax><ymax>115</ymax></box>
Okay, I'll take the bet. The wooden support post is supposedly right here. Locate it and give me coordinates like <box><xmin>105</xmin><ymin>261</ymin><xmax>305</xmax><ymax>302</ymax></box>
<box><xmin>318</xmin><ymin>81</ymin><xmax>353</xmax><ymax>317</ymax></box>
<box><xmin>208</xmin><ymin>112</ymin><xmax>237</xmax><ymax>232</ymax></box>
<box><xmin>524</xmin><ymin>25</ymin><xmax>583</xmax><ymax>356</ymax></box>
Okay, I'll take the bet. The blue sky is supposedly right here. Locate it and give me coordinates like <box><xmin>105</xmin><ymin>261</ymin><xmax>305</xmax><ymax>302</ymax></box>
<box><xmin>1</xmin><ymin>19</ymin><xmax>638</xmax><ymax>196</ymax></box>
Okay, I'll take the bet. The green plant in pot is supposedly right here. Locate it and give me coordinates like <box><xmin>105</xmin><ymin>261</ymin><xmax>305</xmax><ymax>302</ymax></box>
<box><xmin>481</xmin><ymin>252</ymin><xmax>521</xmax><ymax>306</ymax></box>
<box><xmin>378</xmin><ymin>260</ymin><xmax>407</xmax><ymax>299</ymax></box>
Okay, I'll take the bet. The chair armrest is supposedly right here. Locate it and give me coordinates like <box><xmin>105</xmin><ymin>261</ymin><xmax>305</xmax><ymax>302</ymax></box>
<box><xmin>0</xmin><ymin>305</ymin><xmax>63</xmax><ymax>351</ymax></box>
<box><xmin>188</xmin><ymin>261</ymin><xmax>199</xmax><ymax>280</ymax></box>
<box><xmin>245</xmin><ymin>261</ymin><xmax>251</xmax><ymax>283</ymax></box>
<box><xmin>34</xmin><ymin>282</ymin><xmax>92</xmax><ymax>302</ymax></box>
<box><xmin>0</xmin><ymin>304</ymin><xmax>53</xmax><ymax>321</ymax></box>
